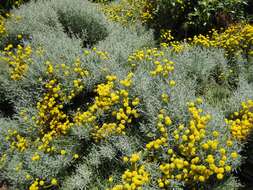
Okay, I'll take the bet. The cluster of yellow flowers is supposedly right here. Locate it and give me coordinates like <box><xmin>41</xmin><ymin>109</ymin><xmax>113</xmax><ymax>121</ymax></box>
<box><xmin>29</xmin><ymin>180</ymin><xmax>40</xmax><ymax>190</ymax></box>
<box><xmin>0</xmin><ymin>13</ymin><xmax>22</xmax><ymax>37</ymax></box>
<box><xmin>3</xmin><ymin>46</ymin><xmax>111</xmax><ymax>164</ymax></box>
<box><xmin>110</xmin><ymin>165</ymin><xmax>149</xmax><ymax>190</ymax></box>
<box><xmin>102</xmin><ymin>0</ymin><xmax>155</xmax><ymax>25</ymax></box>
<box><xmin>24</xmin><ymin>56</ymin><xmax>140</xmax><ymax>155</ymax></box>
<box><xmin>150</xmin><ymin>59</ymin><xmax>175</xmax><ymax>78</ymax></box>
<box><xmin>108</xmin><ymin>153</ymin><xmax>150</xmax><ymax>190</ymax></box>
<box><xmin>0</xmin><ymin>41</ymin><xmax>105</xmax><ymax>81</ymax></box>
<box><xmin>0</xmin><ymin>16</ymin><xmax>6</xmax><ymax>36</ymax></box>
<box><xmin>2</xmin><ymin>6</ymin><xmax>252</xmax><ymax>187</ymax></box>
<box><xmin>146</xmin><ymin>110</ymin><xmax>171</xmax><ymax>151</ymax></box>
<box><xmin>19</xmin><ymin>58</ymin><xmax>90</xmax><ymax>187</ymax></box>
<box><xmin>156</xmin><ymin>100</ymin><xmax>235</xmax><ymax>185</ymax></box>
<box><xmin>227</xmin><ymin>100</ymin><xmax>253</xmax><ymax>141</ymax></box>
<box><xmin>191</xmin><ymin>24</ymin><xmax>253</xmax><ymax>57</ymax></box>
<box><xmin>50</xmin><ymin>58</ymin><xmax>89</xmax><ymax>80</ymax></box>
<box><xmin>128</xmin><ymin>48</ymin><xmax>176</xmax><ymax>82</ymax></box>
<box><xmin>69</xmin><ymin>58</ymin><xmax>89</xmax><ymax>78</ymax></box>
<box><xmin>128</xmin><ymin>48</ymin><xmax>163</xmax><ymax>65</ymax></box>
<box><xmin>109</xmin><ymin>98</ymin><xmax>240</xmax><ymax>189</ymax></box>
<box><xmin>160</xmin><ymin>29</ymin><xmax>185</xmax><ymax>53</ymax></box>
<box><xmin>1</xmin><ymin>41</ymin><xmax>32</xmax><ymax>80</ymax></box>
<box><xmin>15</xmin><ymin>61</ymin><xmax>143</xmax><ymax>188</ymax></box>
<box><xmin>90</xmin><ymin>47</ymin><xmax>110</xmax><ymax>60</ymax></box>
<box><xmin>105</xmin><ymin>115</ymin><xmax>164</xmax><ymax>189</ymax></box>
<box><xmin>35</xmin><ymin>79</ymin><xmax>74</xmax><ymax>151</ymax></box>
<box><xmin>75</xmin><ymin>73</ymin><xmax>140</xmax><ymax>142</ymax></box>
<box><xmin>33</xmin><ymin>58</ymin><xmax>90</xmax><ymax>152</ymax></box>
<box><xmin>160</xmin><ymin>24</ymin><xmax>253</xmax><ymax>57</ymax></box>
<box><xmin>160</xmin><ymin>29</ymin><xmax>174</xmax><ymax>44</ymax></box>
<box><xmin>29</xmin><ymin>178</ymin><xmax>58</xmax><ymax>190</ymax></box>
<box><xmin>5</xmin><ymin>129</ymin><xmax>28</xmax><ymax>152</ymax></box>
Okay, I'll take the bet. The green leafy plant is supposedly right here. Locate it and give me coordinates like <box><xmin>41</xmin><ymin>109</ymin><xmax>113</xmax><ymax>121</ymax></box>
<box><xmin>0</xmin><ymin>0</ymin><xmax>28</xmax><ymax>14</ymax></box>
<box><xmin>153</xmin><ymin>0</ymin><xmax>248</xmax><ymax>39</ymax></box>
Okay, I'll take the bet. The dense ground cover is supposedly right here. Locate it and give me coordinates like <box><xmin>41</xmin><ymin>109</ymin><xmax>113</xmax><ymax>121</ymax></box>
<box><xmin>0</xmin><ymin>0</ymin><xmax>252</xmax><ymax>190</ymax></box>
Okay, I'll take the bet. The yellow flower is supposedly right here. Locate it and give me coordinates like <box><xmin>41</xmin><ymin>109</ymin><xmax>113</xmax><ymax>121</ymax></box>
<box><xmin>217</xmin><ymin>173</ymin><xmax>224</xmax><ymax>180</ymax></box>
<box><xmin>26</xmin><ymin>174</ymin><xmax>31</xmax><ymax>180</ymax></box>
<box><xmin>196</xmin><ymin>98</ymin><xmax>203</xmax><ymax>104</ymax></box>
<box><xmin>108</xmin><ymin>176</ymin><xmax>113</xmax><ymax>183</ymax></box>
<box><xmin>130</xmin><ymin>153</ymin><xmax>140</xmax><ymax>163</ymax></box>
<box><xmin>39</xmin><ymin>180</ymin><xmax>44</xmax><ymax>186</ymax></box>
<box><xmin>225</xmin><ymin>165</ymin><xmax>231</xmax><ymax>172</ymax></box>
<box><xmin>199</xmin><ymin>176</ymin><xmax>205</xmax><ymax>182</ymax></box>
<box><xmin>17</xmin><ymin>34</ymin><xmax>22</xmax><ymax>39</ymax></box>
<box><xmin>212</xmin><ymin>131</ymin><xmax>219</xmax><ymax>137</ymax></box>
<box><xmin>165</xmin><ymin>116</ymin><xmax>172</xmax><ymax>125</ymax></box>
<box><xmin>226</xmin><ymin>140</ymin><xmax>233</xmax><ymax>147</ymax></box>
<box><xmin>51</xmin><ymin>178</ymin><xmax>58</xmax><ymax>185</ymax></box>
<box><xmin>73</xmin><ymin>154</ymin><xmax>79</xmax><ymax>159</ymax></box>
<box><xmin>31</xmin><ymin>153</ymin><xmax>40</xmax><ymax>161</ymax></box>
<box><xmin>158</xmin><ymin>181</ymin><xmax>164</xmax><ymax>188</ymax></box>
<box><xmin>60</xmin><ymin>150</ymin><xmax>66</xmax><ymax>155</ymax></box>
<box><xmin>29</xmin><ymin>181</ymin><xmax>39</xmax><ymax>190</ymax></box>
<box><xmin>202</xmin><ymin>143</ymin><xmax>209</xmax><ymax>150</ymax></box>
<box><xmin>123</xmin><ymin>156</ymin><xmax>129</xmax><ymax>163</ymax></box>
<box><xmin>169</xmin><ymin>80</ymin><xmax>176</xmax><ymax>87</ymax></box>
<box><xmin>231</xmin><ymin>152</ymin><xmax>238</xmax><ymax>159</ymax></box>
<box><xmin>132</xmin><ymin>98</ymin><xmax>140</xmax><ymax>106</ymax></box>
<box><xmin>167</xmin><ymin>149</ymin><xmax>173</xmax><ymax>154</ymax></box>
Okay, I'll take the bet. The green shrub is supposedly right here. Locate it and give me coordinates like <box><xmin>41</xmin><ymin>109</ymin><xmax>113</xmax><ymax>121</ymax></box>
<box><xmin>100</xmin><ymin>0</ymin><xmax>250</xmax><ymax>40</ymax></box>
<box><xmin>153</xmin><ymin>0</ymin><xmax>248</xmax><ymax>39</ymax></box>
<box><xmin>0</xmin><ymin>0</ymin><xmax>29</xmax><ymax>15</ymax></box>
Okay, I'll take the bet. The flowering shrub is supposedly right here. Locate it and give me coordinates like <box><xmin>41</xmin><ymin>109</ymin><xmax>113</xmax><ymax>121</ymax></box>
<box><xmin>0</xmin><ymin>0</ymin><xmax>252</xmax><ymax>189</ymax></box>
<box><xmin>0</xmin><ymin>16</ymin><xmax>6</xmax><ymax>36</ymax></box>
<box><xmin>1</xmin><ymin>43</ymin><xmax>32</xmax><ymax>80</ymax></box>
<box><xmin>227</xmin><ymin>100</ymin><xmax>253</xmax><ymax>141</ymax></box>
<box><xmin>102</xmin><ymin>0</ymin><xmax>155</xmax><ymax>25</ymax></box>
<box><xmin>191</xmin><ymin>23</ymin><xmax>253</xmax><ymax>58</ymax></box>
<box><xmin>109</xmin><ymin>101</ymin><xmax>241</xmax><ymax>189</ymax></box>
<box><xmin>101</xmin><ymin>0</ymin><xmax>250</xmax><ymax>40</ymax></box>
<box><xmin>160</xmin><ymin>23</ymin><xmax>253</xmax><ymax>60</ymax></box>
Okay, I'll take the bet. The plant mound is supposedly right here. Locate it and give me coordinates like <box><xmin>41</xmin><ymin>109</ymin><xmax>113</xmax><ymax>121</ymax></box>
<box><xmin>0</xmin><ymin>0</ymin><xmax>252</xmax><ymax>190</ymax></box>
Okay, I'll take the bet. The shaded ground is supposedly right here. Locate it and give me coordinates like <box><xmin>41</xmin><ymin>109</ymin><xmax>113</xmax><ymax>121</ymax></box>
<box><xmin>0</xmin><ymin>99</ymin><xmax>15</xmax><ymax>118</ymax></box>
